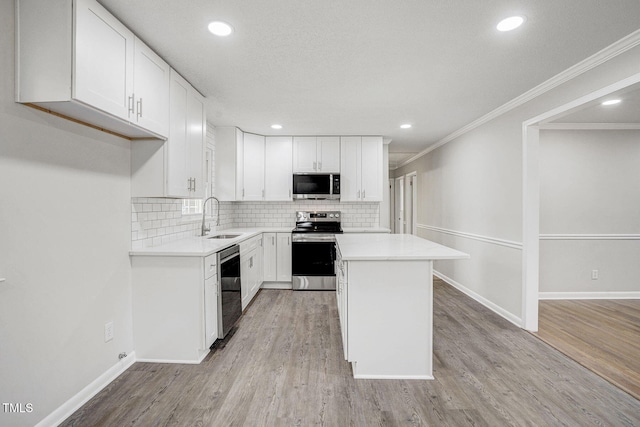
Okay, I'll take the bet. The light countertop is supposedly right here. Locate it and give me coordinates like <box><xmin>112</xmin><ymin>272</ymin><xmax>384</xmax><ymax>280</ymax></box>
<box><xmin>129</xmin><ymin>228</ymin><xmax>290</xmax><ymax>257</ymax></box>
<box><xmin>336</xmin><ymin>233</ymin><xmax>470</xmax><ymax>261</ymax></box>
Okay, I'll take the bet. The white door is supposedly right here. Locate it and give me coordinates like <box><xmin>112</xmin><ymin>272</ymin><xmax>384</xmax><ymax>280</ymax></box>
<box><xmin>263</xmin><ymin>233</ymin><xmax>277</xmax><ymax>281</ymax></box>
<box><xmin>265</xmin><ymin>136</ymin><xmax>293</xmax><ymax>200</ymax></box>
<box><xmin>242</xmin><ymin>133</ymin><xmax>265</xmax><ymax>200</ymax></box>
<box><xmin>395</xmin><ymin>177</ymin><xmax>404</xmax><ymax>234</ymax></box>
<box><xmin>74</xmin><ymin>0</ymin><xmax>134</xmax><ymax>120</ymax></box>
<box><xmin>133</xmin><ymin>38</ymin><xmax>170</xmax><ymax>137</ymax></box>
<box><xmin>186</xmin><ymin>87</ymin><xmax>205</xmax><ymax>197</ymax></box>
<box><xmin>166</xmin><ymin>70</ymin><xmax>189</xmax><ymax>197</ymax></box>
<box><xmin>292</xmin><ymin>136</ymin><xmax>318</xmax><ymax>172</ymax></box>
<box><xmin>276</xmin><ymin>233</ymin><xmax>292</xmax><ymax>282</ymax></box>
<box><xmin>361</xmin><ymin>137</ymin><xmax>383</xmax><ymax>201</ymax></box>
<box><xmin>339</xmin><ymin>137</ymin><xmax>361</xmax><ymax>201</ymax></box>
<box><xmin>317</xmin><ymin>136</ymin><xmax>340</xmax><ymax>172</ymax></box>
<box><xmin>405</xmin><ymin>173</ymin><xmax>417</xmax><ymax>235</ymax></box>
<box><xmin>389</xmin><ymin>179</ymin><xmax>395</xmax><ymax>233</ymax></box>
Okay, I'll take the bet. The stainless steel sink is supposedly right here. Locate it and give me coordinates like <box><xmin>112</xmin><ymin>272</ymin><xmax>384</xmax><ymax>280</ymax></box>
<box><xmin>207</xmin><ymin>234</ymin><xmax>241</xmax><ymax>239</ymax></box>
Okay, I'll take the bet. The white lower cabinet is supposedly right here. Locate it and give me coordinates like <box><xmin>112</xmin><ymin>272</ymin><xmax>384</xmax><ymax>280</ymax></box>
<box><xmin>240</xmin><ymin>235</ymin><xmax>263</xmax><ymax>309</ymax></box>
<box><xmin>131</xmin><ymin>255</ymin><xmax>218</xmax><ymax>364</ymax></box>
<box><xmin>262</xmin><ymin>233</ymin><xmax>292</xmax><ymax>287</ymax></box>
<box><xmin>336</xmin><ymin>247</ymin><xmax>348</xmax><ymax>360</ymax></box>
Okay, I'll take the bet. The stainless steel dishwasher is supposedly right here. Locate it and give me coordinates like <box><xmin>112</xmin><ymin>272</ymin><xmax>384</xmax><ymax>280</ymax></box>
<box><xmin>217</xmin><ymin>245</ymin><xmax>242</xmax><ymax>338</ymax></box>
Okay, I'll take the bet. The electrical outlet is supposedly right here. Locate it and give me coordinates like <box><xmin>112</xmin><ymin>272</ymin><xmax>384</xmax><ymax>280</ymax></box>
<box><xmin>104</xmin><ymin>322</ymin><xmax>114</xmax><ymax>342</ymax></box>
<box><xmin>591</xmin><ymin>270</ymin><xmax>599</xmax><ymax>280</ymax></box>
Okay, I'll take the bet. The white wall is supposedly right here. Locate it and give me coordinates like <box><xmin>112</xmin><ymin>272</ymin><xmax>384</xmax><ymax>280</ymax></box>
<box><xmin>0</xmin><ymin>2</ymin><xmax>134</xmax><ymax>425</ymax></box>
<box><xmin>393</xmin><ymin>37</ymin><xmax>640</xmax><ymax>324</ymax></box>
<box><xmin>539</xmin><ymin>129</ymin><xmax>640</xmax><ymax>295</ymax></box>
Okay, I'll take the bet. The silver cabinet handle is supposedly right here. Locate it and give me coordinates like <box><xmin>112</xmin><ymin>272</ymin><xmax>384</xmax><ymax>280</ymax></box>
<box><xmin>137</xmin><ymin>98</ymin><xmax>142</xmax><ymax>119</ymax></box>
<box><xmin>128</xmin><ymin>95</ymin><xmax>134</xmax><ymax>116</ymax></box>
<box><xmin>357</xmin><ymin>190</ymin><xmax>360</xmax><ymax>199</ymax></box>
<box><xmin>362</xmin><ymin>189</ymin><xmax>365</xmax><ymax>199</ymax></box>
<box><xmin>187</xmin><ymin>178</ymin><xmax>191</xmax><ymax>191</ymax></box>
<box><xmin>193</xmin><ymin>178</ymin><xmax>196</xmax><ymax>192</ymax></box>
<box><xmin>318</xmin><ymin>161</ymin><xmax>322</xmax><ymax>171</ymax></box>
<box><xmin>313</xmin><ymin>161</ymin><xmax>317</xmax><ymax>171</ymax></box>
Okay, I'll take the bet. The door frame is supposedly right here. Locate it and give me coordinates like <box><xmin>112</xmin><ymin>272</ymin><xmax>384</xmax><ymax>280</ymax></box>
<box><xmin>405</xmin><ymin>171</ymin><xmax>418</xmax><ymax>235</ymax></box>
<box><xmin>521</xmin><ymin>73</ymin><xmax>640</xmax><ymax>331</ymax></box>
<box><xmin>394</xmin><ymin>176</ymin><xmax>405</xmax><ymax>234</ymax></box>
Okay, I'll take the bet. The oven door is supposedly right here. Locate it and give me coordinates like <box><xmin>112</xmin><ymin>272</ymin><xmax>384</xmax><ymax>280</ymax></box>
<box><xmin>291</xmin><ymin>234</ymin><xmax>337</xmax><ymax>290</ymax></box>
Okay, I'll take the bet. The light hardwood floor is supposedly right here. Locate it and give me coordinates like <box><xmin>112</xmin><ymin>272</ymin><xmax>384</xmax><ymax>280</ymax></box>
<box><xmin>62</xmin><ymin>279</ymin><xmax>640</xmax><ymax>426</ymax></box>
<box><xmin>534</xmin><ymin>298</ymin><xmax>640</xmax><ymax>401</ymax></box>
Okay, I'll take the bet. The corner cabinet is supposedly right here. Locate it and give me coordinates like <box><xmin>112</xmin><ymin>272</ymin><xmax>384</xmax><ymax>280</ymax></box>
<box><xmin>340</xmin><ymin>136</ymin><xmax>383</xmax><ymax>201</ymax></box>
<box><xmin>131</xmin><ymin>70</ymin><xmax>206</xmax><ymax>198</ymax></box>
<box><xmin>292</xmin><ymin>136</ymin><xmax>340</xmax><ymax>173</ymax></box>
<box><xmin>131</xmin><ymin>254</ymin><xmax>218</xmax><ymax>364</ymax></box>
<box><xmin>16</xmin><ymin>0</ymin><xmax>170</xmax><ymax>139</ymax></box>
<box><xmin>214</xmin><ymin>130</ymin><xmax>293</xmax><ymax>201</ymax></box>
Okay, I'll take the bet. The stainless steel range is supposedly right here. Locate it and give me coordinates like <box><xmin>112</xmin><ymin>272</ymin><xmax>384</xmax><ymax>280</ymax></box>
<box><xmin>291</xmin><ymin>211</ymin><xmax>343</xmax><ymax>290</ymax></box>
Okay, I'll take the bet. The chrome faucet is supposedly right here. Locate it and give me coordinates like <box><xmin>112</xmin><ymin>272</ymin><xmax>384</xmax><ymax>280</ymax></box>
<box><xmin>201</xmin><ymin>196</ymin><xmax>220</xmax><ymax>236</ymax></box>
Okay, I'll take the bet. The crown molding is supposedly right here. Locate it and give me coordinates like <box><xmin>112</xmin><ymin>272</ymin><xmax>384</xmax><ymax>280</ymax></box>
<box><xmin>538</xmin><ymin>122</ymin><xmax>640</xmax><ymax>130</ymax></box>
<box><xmin>394</xmin><ymin>29</ymin><xmax>640</xmax><ymax>170</ymax></box>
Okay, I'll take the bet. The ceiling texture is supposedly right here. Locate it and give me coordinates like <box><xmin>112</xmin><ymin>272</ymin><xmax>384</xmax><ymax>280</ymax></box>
<box><xmin>99</xmin><ymin>0</ymin><xmax>640</xmax><ymax>159</ymax></box>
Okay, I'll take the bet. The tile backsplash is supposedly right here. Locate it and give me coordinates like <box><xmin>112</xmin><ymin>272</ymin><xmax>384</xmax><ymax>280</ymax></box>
<box><xmin>131</xmin><ymin>198</ymin><xmax>379</xmax><ymax>249</ymax></box>
<box><xmin>131</xmin><ymin>123</ymin><xmax>381</xmax><ymax>249</ymax></box>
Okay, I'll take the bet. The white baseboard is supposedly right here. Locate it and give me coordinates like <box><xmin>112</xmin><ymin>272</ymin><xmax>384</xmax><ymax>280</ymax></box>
<box><xmin>36</xmin><ymin>351</ymin><xmax>136</xmax><ymax>427</ymax></box>
<box><xmin>433</xmin><ymin>271</ymin><xmax>522</xmax><ymax>327</ymax></box>
<box><xmin>539</xmin><ymin>291</ymin><xmax>640</xmax><ymax>300</ymax></box>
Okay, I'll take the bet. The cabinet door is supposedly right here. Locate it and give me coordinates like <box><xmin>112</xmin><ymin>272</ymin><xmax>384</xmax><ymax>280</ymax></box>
<box><xmin>360</xmin><ymin>137</ymin><xmax>383</xmax><ymax>201</ymax></box>
<box><xmin>242</xmin><ymin>133</ymin><xmax>265</xmax><ymax>200</ymax></box>
<box><xmin>204</xmin><ymin>275</ymin><xmax>218</xmax><ymax>348</ymax></box>
<box><xmin>186</xmin><ymin>87</ymin><xmax>206</xmax><ymax>198</ymax></box>
<box><xmin>74</xmin><ymin>0</ymin><xmax>134</xmax><ymax>120</ymax></box>
<box><xmin>265</xmin><ymin>136</ymin><xmax>293</xmax><ymax>200</ymax></box>
<box><xmin>240</xmin><ymin>252</ymin><xmax>251</xmax><ymax>310</ymax></box>
<box><xmin>317</xmin><ymin>136</ymin><xmax>340</xmax><ymax>172</ymax></box>
<box><xmin>263</xmin><ymin>233</ymin><xmax>277</xmax><ymax>281</ymax></box>
<box><xmin>276</xmin><ymin>233</ymin><xmax>292</xmax><ymax>282</ymax></box>
<box><xmin>133</xmin><ymin>38</ymin><xmax>170</xmax><ymax>137</ymax></box>
<box><xmin>166</xmin><ymin>70</ymin><xmax>189</xmax><ymax>197</ymax></box>
<box><xmin>340</xmin><ymin>137</ymin><xmax>361</xmax><ymax>201</ymax></box>
<box><xmin>292</xmin><ymin>136</ymin><xmax>318</xmax><ymax>172</ymax></box>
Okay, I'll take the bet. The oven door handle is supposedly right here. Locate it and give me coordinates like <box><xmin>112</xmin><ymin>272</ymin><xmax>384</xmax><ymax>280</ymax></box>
<box><xmin>291</xmin><ymin>235</ymin><xmax>336</xmax><ymax>243</ymax></box>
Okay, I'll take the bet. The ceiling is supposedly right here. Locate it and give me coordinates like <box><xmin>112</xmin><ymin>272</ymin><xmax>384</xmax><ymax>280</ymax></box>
<box><xmin>99</xmin><ymin>0</ymin><xmax>640</xmax><ymax>155</ymax></box>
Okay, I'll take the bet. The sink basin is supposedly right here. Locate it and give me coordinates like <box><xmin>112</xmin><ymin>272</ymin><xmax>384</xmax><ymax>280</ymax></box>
<box><xmin>207</xmin><ymin>234</ymin><xmax>242</xmax><ymax>239</ymax></box>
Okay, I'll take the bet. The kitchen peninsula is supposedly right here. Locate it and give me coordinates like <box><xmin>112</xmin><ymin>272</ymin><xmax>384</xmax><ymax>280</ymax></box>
<box><xmin>335</xmin><ymin>233</ymin><xmax>469</xmax><ymax>379</ymax></box>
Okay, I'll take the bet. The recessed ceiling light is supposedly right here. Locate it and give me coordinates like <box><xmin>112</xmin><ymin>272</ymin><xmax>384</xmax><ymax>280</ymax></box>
<box><xmin>208</xmin><ymin>21</ymin><xmax>233</xmax><ymax>37</ymax></box>
<box><xmin>400</xmin><ymin>124</ymin><xmax>412</xmax><ymax>129</ymax></box>
<box><xmin>601</xmin><ymin>99</ymin><xmax>621</xmax><ymax>106</ymax></box>
<box><xmin>271</xmin><ymin>124</ymin><xmax>283</xmax><ymax>129</ymax></box>
<box><xmin>496</xmin><ymin>16</ymin><xmax>525</xmax><ymax>32</ymax></box>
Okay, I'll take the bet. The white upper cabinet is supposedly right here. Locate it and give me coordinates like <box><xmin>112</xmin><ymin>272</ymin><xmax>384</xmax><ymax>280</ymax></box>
<box><xmin>340</xmin><ymin>136</ymin><xmax>383</xmax><ymax>201</ymax></box>
<box><xmin>213</xmin><ymin>127</ymin><xmax>243</xmax><ymax>201</ymax></box>
<box><xmin>242</xmin><ymin>133</ymin><xmax>266</xmax><ymax>201</ymax></box>
<box><xmin>265</xmin><ymin>137</ymin><xmax>293</xmax><ymax>201</ymax></box>
<box><xmin>16</xmin><ymin>0</ymin><xmax>169</xmax><ymax>139</ymax></box>
<box><xmin>293</xmin><ymin>136</ymin><xmax>340</xmax><ymax>173</ymax></box>
<box><xmin>132</xmin><ymin>40</ymin><xmax>171</xmax><ymax>137</ymax></box>
<box><xmin>131</xmin><ymin>70</ymin><xmax>205</xmax><ymax>198</ymax></box>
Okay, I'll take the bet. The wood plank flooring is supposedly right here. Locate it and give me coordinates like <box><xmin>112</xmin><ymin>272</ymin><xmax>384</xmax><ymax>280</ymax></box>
<box><xmin>62</xmin><ymin>279</ymin><xmax>640</xmax><ymax>426</ymax></box>
<box><xmin>534</xmin><ymin>298</ymin><xmax>640</xmax><ymax>401</ymax></box>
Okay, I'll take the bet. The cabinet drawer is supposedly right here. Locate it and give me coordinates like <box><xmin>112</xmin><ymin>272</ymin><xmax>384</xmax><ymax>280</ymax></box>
<box><xmin>240</xmin><ymin>235</ymin><xmax>262</xmax><ymax>254</ymax></box>
<box><xmin>204</xmin><ymin>253</ymin><xmax>217</xmax><ymax>279</ymax></box>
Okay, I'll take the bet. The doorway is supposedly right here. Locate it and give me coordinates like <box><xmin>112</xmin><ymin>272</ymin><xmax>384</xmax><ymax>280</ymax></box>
<box><xmin>405</xmin><ymin>172</ymin><xmax>417</xmax><ymax>235</ymax></box>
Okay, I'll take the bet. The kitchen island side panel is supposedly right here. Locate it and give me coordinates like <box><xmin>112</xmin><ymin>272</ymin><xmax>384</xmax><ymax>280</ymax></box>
<box><xmin>347</xmin><ymin>259</ymin><xmax>433</xmax><ymax>379</ymax></box>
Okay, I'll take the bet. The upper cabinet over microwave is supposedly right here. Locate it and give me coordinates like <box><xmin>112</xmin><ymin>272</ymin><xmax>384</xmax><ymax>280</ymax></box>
<box><xmin>292</xmin><ymin>136</ymin><xmax>340</xmax><ymax>173</ymax></box>
<box><xmin>16</xmin><ymin>0</ymin><xmax>170</xmax><ymax>140</ymax></box>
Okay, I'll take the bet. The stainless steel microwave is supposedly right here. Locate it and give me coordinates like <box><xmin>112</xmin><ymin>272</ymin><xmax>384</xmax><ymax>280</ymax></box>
<box><xmin>292</xmin><ymin>173</ymin><xmax>340</xmax><ymax>200</ymax></box>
